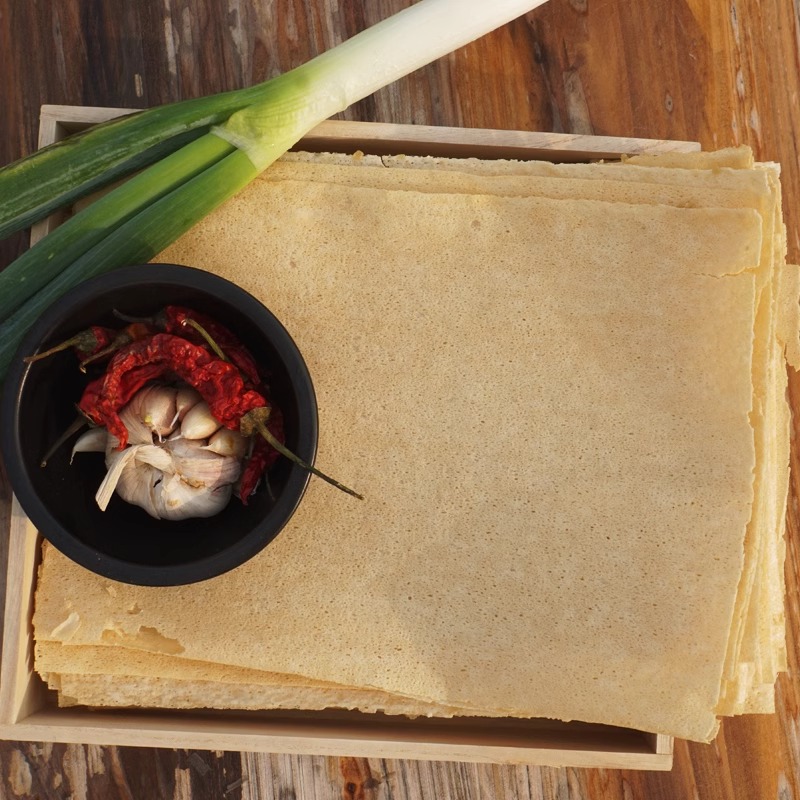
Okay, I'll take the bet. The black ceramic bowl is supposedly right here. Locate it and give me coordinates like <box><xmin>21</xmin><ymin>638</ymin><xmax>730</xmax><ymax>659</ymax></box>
<box><xmin>1</xmin><ymin>264</ymin><xmax>317</xmax><ymax>586</ymax></box>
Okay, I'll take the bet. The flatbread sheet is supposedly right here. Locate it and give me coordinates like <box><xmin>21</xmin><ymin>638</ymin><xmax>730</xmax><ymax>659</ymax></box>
<box><xmin>48</xmin><ymin>672</ymin><xmax>505</xmax><ymax>716</ymax></box>
<box><xmin>46</xmin><ymin>150</ymin><xmax>787</xmax><ymax>720</ymax></box>
<box><xmin>264</xmin><ymin>154</ymin><xmax>784</xmax><ymax>714</ymax></box>
<box><xmin>275</xmin><ymin>153</ymin><xmax>789</xmax><ymax>711</ymax></box>
<box><xmin>34</xmin><ymin>183</ymin><xmax>763</xmax><ymax>742</ymax></box>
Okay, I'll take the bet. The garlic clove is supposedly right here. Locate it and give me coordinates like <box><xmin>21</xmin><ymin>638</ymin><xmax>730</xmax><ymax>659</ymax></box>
<box><xmin>165</xmin><ymin>438</ymin><xmax>242</xmax><ymax>490</ymax></box>
<box><xmin>171</xmin><ymin>386</ymin><xmax>203</xmax><ymax>428</ymax></box>
<box><xmin>202</xmin><ymin>428</ymin><xmax>249</xmax><ymax>460</ymax></box>
<box><xmin>142</xmin><ymin>386</ymin><xmax>178</xmax><ymax>437</ymax></box>
<box><xmin>120</xmin><ymin>385</ymin><xmax>178</xmax><ymax>443</ymax></box>
<box><xmin>180</xmin><ymin>401</ymin><xmax>222</xmax><ymax>440</ymax></box>
<box><xmin>70</xmin><ymin>428</ymin><xmax>108</xmax><ymax>464</ymax></box>
<box><xmin>153</xmin><ymin>473</ymin><xmax>233</xmax><ymax>520</ymax></box>
<box><xmin>118</xmin><ymin>405</ymin><xmax>153</xmax><ymax>445</ymax></box>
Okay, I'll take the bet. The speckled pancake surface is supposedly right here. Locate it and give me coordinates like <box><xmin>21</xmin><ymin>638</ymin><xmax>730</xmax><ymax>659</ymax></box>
<box><xmin>34</xmin><ymin>147</ymin><xmax>793</xmax><ymax>742</ymax></box>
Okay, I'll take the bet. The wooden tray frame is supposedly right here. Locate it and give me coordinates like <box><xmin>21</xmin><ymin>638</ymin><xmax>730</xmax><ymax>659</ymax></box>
<box><xmin>0</xmin><ymin>105</ymin><xmax>697</xmax><ymax>767</ymax></box>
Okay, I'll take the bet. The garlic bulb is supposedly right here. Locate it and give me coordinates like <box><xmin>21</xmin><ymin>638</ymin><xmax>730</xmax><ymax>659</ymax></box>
<box><xmin>88</xmin><ymin>386</ymin><xmax>244</xmax><ymax>520</ymax></box>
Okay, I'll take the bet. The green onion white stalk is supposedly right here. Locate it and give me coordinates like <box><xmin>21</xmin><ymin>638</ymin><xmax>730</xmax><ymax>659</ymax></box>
<box><xmin>0</xmin><ymin>0</ymin><xmax>548</xmax><ymax>380</ymax></box>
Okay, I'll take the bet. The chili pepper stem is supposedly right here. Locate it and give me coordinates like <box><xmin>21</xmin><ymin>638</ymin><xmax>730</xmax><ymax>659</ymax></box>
<box><xmin>181</xmin><ymin>317</ymin><xmax>230</xmax><ymax>362</ymax></box>
<box><xmin>24</xmin><ymin>331</ymin><xmax>96</xmax><ymax>363</ymax></box>
<box><xmin>79</xmin><ymin>338</ymin><xmax>127</xmax><ymax>371</ymax></box>
<box><xmin>40</xmin><ymin>414</ymin><xmax>87</xmax><ymax>468</ymax></box>
<box><xmin>252</xmin><ymin>417</ymin><xmax>363</xmax><ymax>500</ymax></box>
<box><xmin>79</xmin><ymin>324</ymin><xmax>151</xmax><ymax>371</ymax></box>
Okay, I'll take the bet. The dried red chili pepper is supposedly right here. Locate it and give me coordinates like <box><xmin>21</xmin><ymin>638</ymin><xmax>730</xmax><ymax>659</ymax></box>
<box><xmin>76</xmin><ymin>328</ymin><xmax>362</xmax><ymax>499</ymax></box>
<box><xmin>78</xmin><ymin>334</ymin><xmax>266</xmax><ymax>448</ymax></box>
<box><xmin>161</xmin><ymin>306</ymin><xmax>261</xmax><ymax>385</ymax></box>
<box><xmin>239</xmin><ymin>405</ymin><xmax>361</xmax><ymax>499</ymax></box>
<box><xmin>79</xmin><ymin>322</ymin><xmax>153</xmax><ymax>370</ymax></box>
<box><xmin>239</xmin><ymin>408</ymin><xmax>283</xmax><ymax>503</ymax></box>
<box><xmin>80</xmin><ymin>363</ymin><xmax>169</xmax><ymax>443</ymax></box>
<box><xmin>118</xmin><ymin>305</ymin><xmax>262</xmax><ymax>385</ymax></box>
<box><xmin>24</xmin><ymin>325</ymin><xmax>115</xmax><ymax>364</ymax></box>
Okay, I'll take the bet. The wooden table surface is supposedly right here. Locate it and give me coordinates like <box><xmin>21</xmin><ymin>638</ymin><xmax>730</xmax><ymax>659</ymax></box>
<box><xmin>1</xmin><ymin>1</ymin><xmax>799</xmax><ymax>798</ymax></box>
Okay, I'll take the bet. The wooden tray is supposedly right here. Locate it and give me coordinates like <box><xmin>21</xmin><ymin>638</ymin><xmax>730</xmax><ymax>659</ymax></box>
<box><xmin>0</xmin><ymin>105</ymin><xmax>698</xmax><ymax>767</ymax></box>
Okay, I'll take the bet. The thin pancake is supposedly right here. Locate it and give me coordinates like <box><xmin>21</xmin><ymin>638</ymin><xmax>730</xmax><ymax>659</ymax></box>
<box><xmin>35</xmin><ymin>185</ymin><xmax>762</xmax><ymax>742</ymax></box>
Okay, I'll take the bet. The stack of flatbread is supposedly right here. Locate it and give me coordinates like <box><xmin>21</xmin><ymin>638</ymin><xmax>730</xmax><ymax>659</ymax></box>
<box><xmin>32</xmin><ymin>145</ymin><xmax>798</xmax><ymax>742</ymax></box>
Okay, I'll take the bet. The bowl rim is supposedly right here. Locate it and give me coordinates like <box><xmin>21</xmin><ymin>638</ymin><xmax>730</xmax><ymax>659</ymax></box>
<box><xmin>1</xmin><ymin>263</ymin><xmax>318</xmax><ymax>586</ymax></box>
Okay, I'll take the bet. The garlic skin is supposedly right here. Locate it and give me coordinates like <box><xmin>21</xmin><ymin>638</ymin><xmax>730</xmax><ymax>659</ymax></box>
<box><xmin>116</xmin><ymin>458</ymin><xmax>161</xmax><ymax>517</ymax></box>
<box><xmin>96</xmin><ymin>445</ymin><xmax>143</xmax><ymax>511</ymax></box>
<box><xmin>134</xmin><ymin>444</ymin><xmax>174</xmax><ymax>473</ymax></box>
<box><xmin>91</xmin><ymin>386</ymin><xmax>244</xmax><ymax>520</ymax></box>
<box><xmin>166</xmin><ymin>438</ymin><xmax>241</xmax><ymax>490</ymax></box>
<box><xmin>153</xmin><ymin>474</ymin><xmax>233</xmax><ymax>520</ymax></box>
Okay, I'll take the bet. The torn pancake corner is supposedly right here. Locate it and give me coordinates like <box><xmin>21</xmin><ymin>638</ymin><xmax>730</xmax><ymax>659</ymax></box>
<box><xmin>32</xmin><ymin>144</ymin><xmax>794</xmax><ymax>746</ymax></box>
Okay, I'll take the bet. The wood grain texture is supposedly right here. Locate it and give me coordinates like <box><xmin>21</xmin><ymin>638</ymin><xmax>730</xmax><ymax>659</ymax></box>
<box><xmin>1</xmin><ymin>0</ymin><xmax>799</xmax><ymax>797</ymax></box>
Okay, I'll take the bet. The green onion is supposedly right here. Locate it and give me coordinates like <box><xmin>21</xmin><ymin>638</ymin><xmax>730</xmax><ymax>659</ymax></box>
<box><xmin>0</xmin><ymin>0</ymin><xmax>548</xmax><ymax>381</ymax></box>
<box><xmin>0</xmin><ymin>90</ymin><xmax>267</xmax><ymax>240</ymax></box>
<box><xmin>0</xmin><ymin>135</ymin><xmax>235</xmax><ymax>320</ymax></box>
<box><xmin>0</xmin><ymin>145</ymin><xmax>256</xmax><ymax>378</ymax></box>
